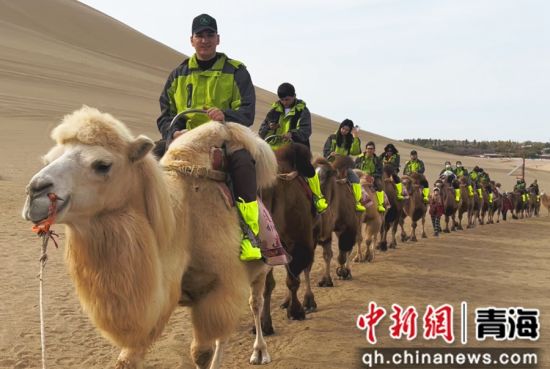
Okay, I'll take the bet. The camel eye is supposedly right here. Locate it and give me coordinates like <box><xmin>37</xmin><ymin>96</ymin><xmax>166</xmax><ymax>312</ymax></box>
<box><xmin>92</xmin><ymin>160</ymin><xmax>112</xmax><ymax>175</ymax></box>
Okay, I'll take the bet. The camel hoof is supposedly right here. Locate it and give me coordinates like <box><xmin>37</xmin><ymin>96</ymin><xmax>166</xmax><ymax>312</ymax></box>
<box><xmin>336</xmin><ymin>267</ymin><xmax>352</xmax><ymax>280</ymax></box>
<box><xmin>390</xmin><ymin>241</ymin><xmax>397</xmax><ymax>249</ymax></box>
<box><xmin>303</xmin><ymin>294</ymin><xmax>317</xmax><ymax>313</ymax></box>
<box><xmin>378</xmin><ymin>242</ymin><xmax>387</xmax><ymax>252</ymax></box>
<box><xmin>366</xmin><ymin>252</ymin><xmax>374</xmax><ymax>262</ymax></box>
<box><xmin>353</xmin><ymin>254</ymin><xmax>364</xmax><ymax>263</ymax></box>
<box><xmin>115</xmin><ymin>360</ymin><xmax>139</xmax><ymax>369</ymax></box>
<box><xmin>422</xmin><ymin>232</ymin><xmax>428</xmax><ymax>238</ymax></box>
<box><xmin>288</xmin><ymin>307</ymin><xmax>306</xmax><ymax>320</ymax></box>
<box><xmin>457</xmin><ymin>225</ymin><xmax>463</xmax><ymax>230</ymax></box>
<box><xmin>250</xmin><ymin>349</ymin><xmax>272</xmax><ymax>365</ymax></box>
<box><xmin>318</xmin><ymin>277</ymin><xmax>334</xmax><ymax>287</ymax></box>
<box><xmin>443</xmin><ymin>229</ymin><xmax>450</xmax><ymax>233</ymax></box>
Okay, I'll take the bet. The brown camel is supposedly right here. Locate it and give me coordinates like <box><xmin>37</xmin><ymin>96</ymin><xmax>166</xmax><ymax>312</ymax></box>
<box><xmin>312</xmin><ymin>156</ymin><xmax>359</xmax><ymax>285</ymax></box>
<box><xmin>541</xmin><ymin>192</ymin><xmax>550</xmax><ymax>216</ymax></box>
<box><xmin>435</xmin><ymin>177</ymin><xmax>459</xmax><ymax>232</ymax></box>
<box><xmin>456</xmin><ymin>176</ymin><xmax>473</xmax><ymax>229</ymax></box>
<box><xmin>260</xmin><ymin>142</ymin><xmax>318</xmax><ymax>332</ymax></box>
<box><xmin>378</xmin><ymin>165</ymin><xmax>403</xmax><ymax>251</ymax></box>
<box><xmin>475</xmin><ymin>185</ymin><xmax>489</xmax><ymax>225</ymax></box>
<box><xmin>352</xmin><ymin>170</ymin><xmax>383</xmax><ymax>263</ymax></box>
<box><xmin>501</xmin><ymin>191</ymin><xmax>514</xmax><ymax>221</ymax></box>
<box><xmin>510</xmin><ymin>190</ymin><xmax>527</xmax><ymax>219</ymax></box>
<box><xmin>485</xmin><ymin>183</ymin><xmax>502</xmax><ymax>224</ymax></box>
<box><xmin>527</xmin><ymin>186</ymin><xmax>541</xmax><ymax>217</ymax></box>
<box><xmin>22</xmin><ymin>107</ymin><xmax>278</xmax><ymax>368</ymax></box>
<box><xmin>400</xmin><ymin>173</ymin><xmax>428</xmax><ymax>241</ymax></box>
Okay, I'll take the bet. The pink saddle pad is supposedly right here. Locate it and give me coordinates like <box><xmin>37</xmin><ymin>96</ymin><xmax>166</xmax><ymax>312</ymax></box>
<box><xmin>258</xmin><ymin>200</ymin><xmax>292</xmax><ymax>266</ymax></box>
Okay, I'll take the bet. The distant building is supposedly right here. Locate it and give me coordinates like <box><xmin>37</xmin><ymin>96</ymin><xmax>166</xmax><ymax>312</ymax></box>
<box><xmin>479</xmin><ymin>153</ymin><xmax>505</xmax><ymax>158</ymax></box>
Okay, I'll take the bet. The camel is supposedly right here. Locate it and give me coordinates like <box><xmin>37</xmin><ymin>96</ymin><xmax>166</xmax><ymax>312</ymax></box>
<box><xmin>510</xmin><ymin>190</ymin><xmax>527</xmax><ymax>219</ymax></box>
<box><xmin>312</xmin><ymin>156</ymin><xmax>359</xmax><ymax>285</ymax></box>
<box><xmin>378</xmin><ymin>165</ymin><xmax>403</xmax><ymax>251</ymax></box>
<box><xmin>399</xmin><ymin>173</ymin><xmax>428</xmax><ymax>242</ymax></box>
<box><xmin>486</xmin><ymin>184</ymin><xmax>503</xmax><ymax>224</ymax></box>
<box><xmin>501</xmin><ymin>192</ymin><xmax>514</xmax><ymax>221</ymax></box>
<box><xmin>352</xmin><ymin>170</ymin><xmax>383</xmax><ymax>263</ymax></box>
<box><xmin>22</xmin><ymin>106</ymin><xmax>278</xmax><ymax>369</ymax></box>
<box><xmin>435</xmin><ymin>177</ymin><xmax>459</xmax><ymax>233</ymax></box>
<box><xmin>541</xmin><ymin>192</ymin><xmax>550</xmax><ymax>216</ymax></box>
<box><xmin>527</xmin><ymin>186</ymin><xmax>540</xmax><ymax>217</ymax></box>
<box><xmin>260</xmin><ymin>142</ymin><xmax>317</xmax><ymax>332</ymax></box>
<box><xmin>456</xmin><ymin>176</ymin><xmax>473</xmax><ymax>229</ymax></box>
<box><xmin>477</xmin><ymin>183</ymin><xmax>492</xmax><ymax>225</ymax></box>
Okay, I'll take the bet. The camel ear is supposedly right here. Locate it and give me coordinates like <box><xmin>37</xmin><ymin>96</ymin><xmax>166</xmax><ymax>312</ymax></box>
<box><xmin>128</xmin><ymin>135</ymin><xmax>154</xmax><ymax>162</ymax></box>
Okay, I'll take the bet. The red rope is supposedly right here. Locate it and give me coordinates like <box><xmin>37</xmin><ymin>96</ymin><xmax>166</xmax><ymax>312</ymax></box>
<box><xmin>32</xmin><ymin>193</ymin><xmax>59</xmax><ymax>248</ymax></box>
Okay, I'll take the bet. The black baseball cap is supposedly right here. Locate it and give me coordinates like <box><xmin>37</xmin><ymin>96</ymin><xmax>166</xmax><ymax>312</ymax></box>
<box><xmin>192</xmin><ymin>14</ymin><xmax>217</xmax><ymax>34</ymax></box>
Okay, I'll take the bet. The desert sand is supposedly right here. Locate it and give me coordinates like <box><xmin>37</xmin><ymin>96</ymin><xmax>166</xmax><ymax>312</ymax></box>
<box><xmin>1</xmin><ymin>1</ymin><xmax>549</xmax><ymax>368</ymax></box>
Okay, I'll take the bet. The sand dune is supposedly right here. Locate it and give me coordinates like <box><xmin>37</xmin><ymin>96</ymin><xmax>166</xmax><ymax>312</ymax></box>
<box><xmin>1</xmin><ymin>1</ymin><xmax>548</xmax><ymax>368</ymax></box>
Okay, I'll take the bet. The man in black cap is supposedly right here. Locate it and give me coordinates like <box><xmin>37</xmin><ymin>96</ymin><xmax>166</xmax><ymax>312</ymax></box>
<box><xmin>258</xmin><ymin>83</ymin><xmax>328</xmax><ymax>213</ymax></box>
<box><xmin>403</xmin><ymin>150</ymin><xmax>429</xmax><ymax>202</ymax></box>
<box><xmin>156</xmin><ymin>14</ymin><xmax>261</xmax><ymax>261</ymax></box>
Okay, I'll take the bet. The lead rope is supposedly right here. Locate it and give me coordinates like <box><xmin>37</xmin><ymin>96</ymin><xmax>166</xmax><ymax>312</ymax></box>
<box><xmin>32</xmin><ymin>193</ymin><xmax>60</xmax><ymax>369</ymax></box>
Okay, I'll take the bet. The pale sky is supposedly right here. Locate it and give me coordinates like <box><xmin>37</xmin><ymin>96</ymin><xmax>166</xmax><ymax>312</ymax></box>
<box><xmin>78</xmin><ymin>0</ymin><xmax>549</xmax><ymax>142</ymax></box>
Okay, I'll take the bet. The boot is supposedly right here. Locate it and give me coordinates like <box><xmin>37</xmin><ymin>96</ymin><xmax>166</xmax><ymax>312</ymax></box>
<box><xmin>236</xmin><ymin>198</ymin><xmax>262</xmax><ymax>261</ymax></box>
<box><xmin>455</xmin><ymin>188</ymin><xmax>461</xmax><ymax>203</ymax></box>
<box><xmin>376</xmin><ymin>191</ymin><xmax>386</xmax><ymax>212</ymax></box>
<box><xmin>522</xmin><ymin>193</ymin><xmax>527</xmax><ymax>203</ymax></box>
<box><xmin>488</xmin><ymin>192</ymin><xmax>493</xmax><ymax>204</ymax></box>
<box><xmin>352</xmin><ymin>183</ymin><xmax>366</xmax><ymax>212</ymax></box>
<box><xmin>422</xmin><ymin>187</ymin><xmax>430</xmax><ymax>204</ymax></box>
<box><xmin>477</xmin><ymin>188</ymin><xmax>483</xmax><ymax>199</ymax></box>
<box><xmin>306</xmin><ymin>172</ymin><xmax>328</xmax><ymax>213</ymax></box>
<box><xmin>395</xmin><ymin>182</ymin><xmax>405</xmax><ymax>201</ymax></box>
<box><xmin>468</xmin><ymin>185</ymin><xmax>474</xmax><ymax>197</ymax></box>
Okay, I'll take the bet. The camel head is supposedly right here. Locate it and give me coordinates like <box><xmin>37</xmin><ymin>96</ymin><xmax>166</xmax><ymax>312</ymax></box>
<box><xmin>22</xmin><ymin>106</ymin><xmax>154</xmax><ymax>225</ymax></box>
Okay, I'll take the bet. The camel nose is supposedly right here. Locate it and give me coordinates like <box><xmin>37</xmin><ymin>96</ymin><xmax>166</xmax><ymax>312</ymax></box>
<box><xmin>27</xmin><ymin>176</ymin><xmax>53</xmax><ymax>198</ymax></box>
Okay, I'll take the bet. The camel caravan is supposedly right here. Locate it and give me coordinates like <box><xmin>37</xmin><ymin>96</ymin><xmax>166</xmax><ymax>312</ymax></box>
<box><xmin>22</xmin><ymin>107</ymin><xmax>546</xmax><ymax>368</ymax></box>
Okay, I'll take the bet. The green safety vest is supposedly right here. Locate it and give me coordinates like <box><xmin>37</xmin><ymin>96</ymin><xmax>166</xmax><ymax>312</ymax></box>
<box><xmin>168</xmin><ymin>53</ymin><xmax>244</xmax><ymax>129</ymax></box>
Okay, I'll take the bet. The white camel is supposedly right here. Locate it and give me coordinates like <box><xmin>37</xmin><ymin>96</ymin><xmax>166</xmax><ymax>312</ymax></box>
<box><xmin>22</xmin><ymin>106</ymin><xmax>277</xmax><ymax>369</ymax></box>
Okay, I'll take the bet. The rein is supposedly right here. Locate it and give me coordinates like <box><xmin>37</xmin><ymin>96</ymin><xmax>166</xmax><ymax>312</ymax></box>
<box><xmin>31</xmin><ymin>193</ymin><xmax>60</xmax><ymax>369</ymax></box>
<box><xmin>162</xmin><ymin>162</ymin><xmax>226</xmax><ymax>182</ymax></box>
<box><xmin>277</xmin><ymin>171</ymin><xmax>298</xmax><ymax>181</ymax></box>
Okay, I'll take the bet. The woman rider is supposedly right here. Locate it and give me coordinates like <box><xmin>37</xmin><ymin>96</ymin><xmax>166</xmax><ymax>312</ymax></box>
<box><xmin>322</xmin><ymin>119</ymin><xmax>365</xmax><ymax>211</ymax></box>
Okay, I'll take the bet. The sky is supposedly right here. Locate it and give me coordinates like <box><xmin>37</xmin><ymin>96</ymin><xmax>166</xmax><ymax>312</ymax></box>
<box><xmin>78</xmin><ymin>0</ymin><xmax>550</xmax><ymax>142</ymax></box>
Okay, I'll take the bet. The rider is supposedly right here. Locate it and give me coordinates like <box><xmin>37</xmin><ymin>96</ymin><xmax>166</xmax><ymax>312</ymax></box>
<box><xmin>530</xmin><ymin>179</ymin><xmax>541</xmax><ymax>203</ymax></box>
<box><xmin>455</xmin><ymin>160</ymin><xmax>474</xmax><ymax>197</ymax></box>
<box><xmin>477</xmin><ymin>168</ymin><xmax>493</xmax><ymax>204</ymax></box>
<box><xmin>439</xmin><ymin>161</ymin><xmax>460</xmax><ymax>203</ymax></box>
<box><xmin>323</xmin><ymin>119</ymin><xmax>365</xmax><ymax>211</ymax></box>
<box><xmin>258</xmin><ymin>82</ymin><xmax>328</xmax><ymax>213</ymax></box>
<box><xmin>381</xmin><ymin>144</ymin><xmax>404</xmax><ymax>200</ymax></box>
<box><xmin>514</xmin><ymin>177</ymin><xmax>528</xmax><ymax>203</ymax></box>
<box><xmin>355</xmin><ymin>141</ymin><xmax>386</xmax><ymax>212</ymax></box>
<box><xmin>403</xmin><ymin>150</ymin><xmax>430</xmax><ymax>203</ymax></box>
<box><xmin>156</xmin><ymin>14</ymin><xmax>261</xmax><ymax>261</ymax></box>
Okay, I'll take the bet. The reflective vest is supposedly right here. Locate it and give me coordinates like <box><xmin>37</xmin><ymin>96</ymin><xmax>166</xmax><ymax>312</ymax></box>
<box><xmin>169</xmin><ymin>53</ymin><xmax>245</xmax><ymax>129</ymax></box>
<box><xmin>357</xmin><ymin>154</ymin><xmax>376</xmax><ymax>175</ymax></box>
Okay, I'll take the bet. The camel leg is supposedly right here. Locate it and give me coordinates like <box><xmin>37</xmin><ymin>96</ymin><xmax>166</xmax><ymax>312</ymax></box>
<box><xmin>249</xmin><ymin>271</ymin><xmax>272</xmax><ymax>365</ymax></box>
<box><xmin>354</xmin><ymin>223</ymin><xmax>365</xmax><ymax>262</ymax></box>
<box><xmin>318</xmin><ymin>240</ymin><xmax>334</xmax><ymax>287</ymax></box>
<box><xmin>421</xmin><ymin>215</ymin><xmax>428</xmax><ymax>238</ymax></box>
<box><xmin>377</xmin><ymin>223</ymin><xmax>388</xmax><ymax>251</ymax></box>
<box><xmin>336</xmin><ymin>250</ymin><xmax>352</xmax><ymax>280</ymax></box>
<box><xmin>302</xmin><ymin>258</ymin><xmax>317</xmax><ymax>313</ymax></box>
<box><xmin>191</xmin><ymin>338</ymin><xmax>214</xmax><ymax>369</ymax></box>
<box><xmin>258</xmin><ymin>269</ymin><xmax>275</xmax><ymax>336</ymax></box>
<box><xmin>115</xmin><ymin>348</ymin><xmax>145</xmax><ymax>369</ymax></box>
<box><xmin>400</xmin><ymin>219</ymin><xmax>409</xmax><ymax>242</ymax></box>
<box><xmin>208</xmin><ymin>339</ymin><xmax>228</xmax><ymax>369</ymax></box>
<box><xmin>390</xmin><ymin>219</ymin><xmax>399</xmax><ymax>248</ymax></box>
<box><xmin>284</xmin><ymin>264</ymin><xmax>306</xmax><ymax>320</ymax></box>
<box><xmin>410</xmin><ymin>220</ymin><xmax>418</xmax><ymax>242</ymax></box>
<box><xmin>443</xmin><ymin>215</ymin><xmax>450</xmax><ymax>233</ymax></box>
